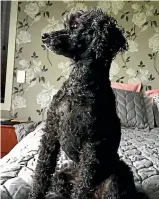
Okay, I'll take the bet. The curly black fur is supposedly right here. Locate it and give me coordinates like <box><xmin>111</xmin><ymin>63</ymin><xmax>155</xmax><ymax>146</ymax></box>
<box><xmin>29</xmin><ymin>8</ymin><xmax>148</xmax><ymax>199</ymax></box>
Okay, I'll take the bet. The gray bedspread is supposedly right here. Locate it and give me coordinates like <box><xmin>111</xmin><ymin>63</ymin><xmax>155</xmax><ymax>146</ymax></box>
<box><xmin>0</xmin><ymin>124</ymin><xmax>159</xmax><ymax>199</ymax></box>
<box><xmin>119</xmin><ymin>128</ymin><xmax>159</xmax><ymax>199</ymax></box>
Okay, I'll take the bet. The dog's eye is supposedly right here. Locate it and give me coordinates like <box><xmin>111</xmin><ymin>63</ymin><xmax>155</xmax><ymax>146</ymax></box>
<box><xmin>71</xmin><ymin>23</ymin><xmax>79</xmax><ymax>29</ymax></box>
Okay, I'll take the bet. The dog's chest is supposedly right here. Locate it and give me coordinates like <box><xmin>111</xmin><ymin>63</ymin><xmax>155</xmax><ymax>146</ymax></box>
<box><xmin>56</xmin><ymin>147</ymin><xmax>76</xmax><ymax>173</ymax></box>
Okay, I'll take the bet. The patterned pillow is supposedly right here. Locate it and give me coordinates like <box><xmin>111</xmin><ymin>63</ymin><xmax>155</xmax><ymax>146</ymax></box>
<box><xmin>113</xmin><ymin>88</ymin><xmax>148</xmax><ymax>129</ymax></box>
<box><xmin>144</xmin><ymin>96</ymin><xmax>155</xmax><ymax>129</ymax></box>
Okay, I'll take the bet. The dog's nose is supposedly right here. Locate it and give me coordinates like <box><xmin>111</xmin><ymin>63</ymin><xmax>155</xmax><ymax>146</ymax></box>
<box><xmin>42</xmin><ymin>33</ymin><xmax>49</xmax><ymax>40</ymax></box>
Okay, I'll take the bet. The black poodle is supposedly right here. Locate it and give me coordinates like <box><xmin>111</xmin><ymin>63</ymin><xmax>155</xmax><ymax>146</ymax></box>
<box><xmin>29</xmin><ymin>8</ymin><xmax>148</xmax><ymax>199</ymax></box>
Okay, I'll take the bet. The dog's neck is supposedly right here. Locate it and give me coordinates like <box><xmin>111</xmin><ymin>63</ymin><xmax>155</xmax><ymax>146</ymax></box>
<box><xmin>70</xmin><ymin>57</ymin><xmax>112</xmax><ymax>85</ymax></box>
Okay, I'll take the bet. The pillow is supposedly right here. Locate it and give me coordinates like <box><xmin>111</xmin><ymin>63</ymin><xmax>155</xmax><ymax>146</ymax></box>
<box><xmin>153</xmin><ymin>95</ymin><xmax>159</xmax><ymax>127</ymax></box>
<box><xmin>145</xmin><ymin>89</ymin><xmax>159</xmax><ymax>102</ymax></box>
<box><xmin>154</xmin><ymin>95</ymin><xmax>159</xmax><ymax>110</ymax></box>
<box><xmin>144</xmin><ymin>96</ymin><xmax>155</xmax><ymax>129</ymax></box>
<box><xmin>14</xmin><ymin>122</ymin><xmax>40</xmax><ymax>142</ymax></box>
<box><xmin>113</xmin><ymin>88</ymin><xmax>148</xmax><ymax>129</ymax></box>
<box><xmin>145</xmin><ymin>90</ymin><xmax>159</xmax><ymax>127</ymax></box>
<box><xmin>153</xmin><ymin>103</ymin><xmax>159</xmax><ymax>127</ymax></box>
<box><xmin>111</xmin><ymin>82</ymin><xmax>142</xmax><ymax>92</ymax></box>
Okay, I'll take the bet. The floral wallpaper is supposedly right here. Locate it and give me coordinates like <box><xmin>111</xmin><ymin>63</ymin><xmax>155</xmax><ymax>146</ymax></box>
<box><xmin>5</xmin><ymin>0</ymin><xmax>159</xmax><ymax>122</ymax></box>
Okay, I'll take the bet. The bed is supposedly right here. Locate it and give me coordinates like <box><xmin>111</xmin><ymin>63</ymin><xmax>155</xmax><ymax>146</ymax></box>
<box><xmin>0</xmin><ymin>88</ymin><xmax>159</xmax><ymax>199</ymax></box>
<box><xmin>0</xmin><ymin>123</ymin><xmax>159</xmax><ymax>199</ymax></box>
<box><xmin>119</xmin><ymin>127</ymin><xmax>159</xmax><ymax>199</ymax></box>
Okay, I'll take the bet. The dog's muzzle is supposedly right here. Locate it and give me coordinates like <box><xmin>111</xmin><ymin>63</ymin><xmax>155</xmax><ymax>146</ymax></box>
<box><xmin>42</xmin><ymin>31</ymin><xmax>69</xmax><ymax>50</ymax></box>
<box><xmin>42</xmin><ymin>32</ymin><xmax>62</xmax><ymax>51</ymax></box>
<box><xmin>42</xmin><ymin>33</ymin><xmax>51</xmax><ymax>48</ymax></box>
<box><xmin>42</xmin><ymin>33</ymin><xmax>49</xmax><ymax>40</ymax></box>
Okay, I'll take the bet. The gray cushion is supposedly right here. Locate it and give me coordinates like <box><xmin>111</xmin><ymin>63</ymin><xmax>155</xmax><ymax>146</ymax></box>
<box><xmin>153</xmin><ymin>103</ymin><xmax>159</xmax><ymax>127</ymax></box>
<box><xmin>154</xmin><ymin>95</ymin><xmax>159</xmax><ymax>127</ymax></box>
<box><xmin>113</xmin><ymin>88</ymin><xmax>148</xmax><ymax>129</ymax></box>
<box><xmin>144</xmin><ymin>96</ymin><xmax>155</xmax><ymax>129</ymax></box>
<box><xmin>154</xmin><ymin>94</ymin><xmax>159</xmax><ymax>110</ymax></box>
<box><xmin>14</xmin><ymin>122</ymin><xmax>40</xmax><ymax>142</ymax></box>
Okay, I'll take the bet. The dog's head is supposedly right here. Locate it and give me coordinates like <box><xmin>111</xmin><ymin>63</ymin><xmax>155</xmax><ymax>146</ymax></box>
<box><xmin>42</xmin><ymin>8</ymin><xmax>128</xmax><ymax>60</ymax></box>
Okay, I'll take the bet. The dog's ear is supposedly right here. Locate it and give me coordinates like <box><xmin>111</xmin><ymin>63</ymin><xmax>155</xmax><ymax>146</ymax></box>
<box><xmin>107</xmin><ymin>24</ymin><xmax>128</xmax><ymax>58</ymax></box>
<box><xmin>91</xmin><ymin>17</ymin><xmax>128</xmax><ymax>59</ymax></box>
<box><xmin>91</xmin><ymin>19</ymin><xmax>108</xmax><ymax>59</ymax></box>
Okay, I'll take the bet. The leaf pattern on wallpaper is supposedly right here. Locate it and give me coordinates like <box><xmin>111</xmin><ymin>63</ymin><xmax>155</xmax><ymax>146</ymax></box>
<box><xmin>109</xmin><ymin>61</ymin><xmax>121</xmax><ymax>81</ymax></box>
<box><xmin>148</xmin><ymin>27</ymin><xmax>159</xmax><ymax>76</ymax></box>
<box><xmin>15</xmin><ymin>52</ymin><xmax>47</xmax><ymax>90</ymax></box>
<box><xmin>36</xmin><ymin>81</ymin><xmax>58</xmax><ymax>109</ymax></box>
<box><xmin>119</xmin><ymin>1</ymin><xmax>159</xmax><ymax>84</ymax></box>
<box><xmin>98</xmin><ymin>1</ymin><xmax>125</xmax><ymax>15</ymax></box>
<box><xmin>9</xmin><ymin>0</ymin><xmax>159</xmax><ymax>122</ymax></box>
<box><xmin>58</xmin><ymin>61</ymin><xmax>72</xmax><ymax>79</ymax></box>
<box><xmin>36</xmin><ymin>81</ymin><xmax>58</xmax><ymax>120</ymax></box>
<box><xmin>64</xmin><ymin>1</ymin><xmax>88</xmax><ymax>13</ymax></box>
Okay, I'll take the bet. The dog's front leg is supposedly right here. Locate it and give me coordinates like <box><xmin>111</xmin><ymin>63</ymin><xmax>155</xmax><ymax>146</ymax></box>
<box><xmin>29</xmin><ymin>134</ymin><xmax>60</xmax><ymax>199</ymax></box>
<box><xmin>71</xmin><ymin>142</ymin><xmax>97</xmax><ymax>199</ymax></box>
<box><xmin>46</xmin><ymin>172</ymin><xmax>72</xmax><ymax>199</ymax></box>
<box><xmin>29</xmin><ymin>109</ymin><xmax>60</xmax><ymax>199</ymax></box>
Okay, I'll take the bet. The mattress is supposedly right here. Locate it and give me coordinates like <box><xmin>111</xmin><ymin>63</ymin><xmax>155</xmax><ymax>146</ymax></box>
<box><xmin>0</xmin><ymin>124</ymin><xmax>159</xmax><ymax>199</ymax></box>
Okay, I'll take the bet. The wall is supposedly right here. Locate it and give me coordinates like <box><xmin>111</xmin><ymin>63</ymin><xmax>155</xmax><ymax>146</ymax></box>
<box><xmin>7</xmin><ymin>1</ymin><xmax>159</xmax><ymax>121</ymax></box>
